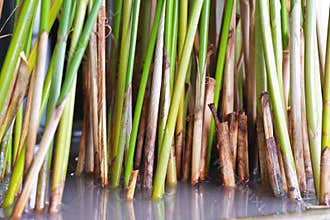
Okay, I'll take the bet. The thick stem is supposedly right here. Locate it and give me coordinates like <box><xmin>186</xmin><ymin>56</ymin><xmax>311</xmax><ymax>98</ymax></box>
<box><xmin>261</xmin><ymin>92</ymin><xmax>285</xmax><ymax>197</ymax></box>
<box><xmin>141</xmin><ymin>7</ymin><xmax>165</xmax><ymax>191</ymax></box>
<box><xmin>200</xmin><ymin>77</ymin><xmax>216</xmax><ymax>179</ymax></box>
<box><xmin>209</xmin><ymin>104</ymin><xmax>236</xmax><ymax>187</ymax></box>
<box><xmin>290</xmin><ymin>0</ymin><xmax>306</xmax><ymax>193</ymax></box>
<box><xmin>237</xmin><ymin>112</ymin><xmax>249</xmax><ymax>182</ymax></box>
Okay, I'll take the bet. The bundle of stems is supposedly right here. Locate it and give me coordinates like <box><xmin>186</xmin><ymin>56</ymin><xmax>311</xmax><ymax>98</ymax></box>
<box><xmin>2</xmin><ymin>0</ymin><xmax>330</xmax><ymax>218</ymax></box>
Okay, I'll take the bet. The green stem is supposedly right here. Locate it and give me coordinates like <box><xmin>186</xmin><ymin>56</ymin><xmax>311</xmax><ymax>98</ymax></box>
<box><xmin>258</xmin><ymin>0</ymin><xmax>301</xmax><ymax>200</ymax></box>
<box><xmin>281</xmin><ymin>0</ymin><xmax>289</xmax><ymax>49</ymax></box>
<box><xmin>112</xmin><ymin>0</ymin><xmax>141</xmax><ymax>188</ymax></box>
<box><xmin>152</xmin><ymin>0</ymin><xmax>204</xmax><ymax>199</ymax></box>
<box><xmin>124</xmin><ymin>0</ymin><xmax>165</xmax><ymax>187</ymax></box>
<box><xmin>304</xmin><ymin>0</ymin><xmax>322</xmax><ymax>197</ymax></box>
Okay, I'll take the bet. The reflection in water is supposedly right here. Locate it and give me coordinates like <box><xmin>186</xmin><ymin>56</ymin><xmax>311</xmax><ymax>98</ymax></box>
<box><xmin>0</xmin><ymin>175</ymin><xmax>324</xmax><ymax>219</ymax></box>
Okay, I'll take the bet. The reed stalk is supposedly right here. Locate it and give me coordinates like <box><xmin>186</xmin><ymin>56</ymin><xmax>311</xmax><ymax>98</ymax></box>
<box><xmin>174</xmin><ymin>0</ymin><xmax>187</xmax><ymax>180</ymax></box>
<box><xmin>191</xmin><ymin>0</ymin><xmax>210</xmax><ymax>185</ymax></box>
<box><xmin>270</xmin><ymin>0</ymin><xmax>285</xmax><ymax>106</ymax></box>
<box><xmin>24</xmin><ymin>0</ymin><xmax>50</xmax><ymax>175</ymax></box>
<box><xmin>207</xmin><ymin>0</ymin><xmax>234</xmax><ymax>173</ymax></box>
<box><xmin>221</xmin><ymin>0</ymin><xmax>236</xmax><ymax>118</ymax></box>
<box><xmin>124</xmin><ymin>0</ymin><xmax>165</xmax><ymax>187</ymax></box>
<box><xmin>304</xmin><ymin>0</ymin><xmax>323</xmax><ymax>197</ymax></box>
<box><xmin>258</xmin><ymin>0</ymin><xmax>301</xmax><ymax>200</ymax></box>
<box><xmin>35</xmin><ymin>0</ymin><xmax>73</xmax><ymax>211</ymax></box>
<box><xmin>200</xmin><ymin>77</ymin><xmax>216</xmax><ymax>179</ymax></box>
<box><xmin>289</xmin><ymin>0</ymin><xmax>306</xmax><ymax>193</ymax></box>
<box><xmin>320</xmin><ymin>12</ymin><xmax>330</xmax><ymax>205</ymax></box>
<box><xmin>209</xmin><ymin>104</ymin><xmax>236</xmax><ymax>187</ymax></box>
<box><xmin>111</xmin><ymin>0</ymin><xmax>133</xmax><ymax>180</ymax></box>
<box><xmin>152</xmin><ymin>0</ymin><xmax>204</xmax><ymax>199</ymax></box>
<box><xmin>0</xmin><ymin>0</ymin><xmax>38</xmax><ymax>115</ymax></box>
<box><xmin>141</xmin><ymin>7</ymin><xmax>165</xmax><ymax>191</ymax></box>
<box><xmin>261</xmin><ymin>92</ymin><xmax>285</xmax><ymax>197</ymax></box>
<box><xmin>237</xmin><ymin>112</ymin><xmax>249</xmax><ymax>182</ymax></box>
<box><xmin>97</xmin><ymin>0</ymin><xmax>108</xmax><ymax>186</ymax></box>
<box><xmin>112</xmin><ymin>0</ymin><xmax>140</xmax><ymax>188</ymax></box>
<box><xmin>255</xmin><ymin>0</ymin><xmax>268</xmax><ymax>190</ymax></box>
<box><xmin>281</xmin><ymin>0</ymin><xmax>289</xmax><ymax>49</ymax></box>
<box><xmin>49</xmin><ymin>0</ymin><xmax>90</xmax><ymax>213</ymax></box>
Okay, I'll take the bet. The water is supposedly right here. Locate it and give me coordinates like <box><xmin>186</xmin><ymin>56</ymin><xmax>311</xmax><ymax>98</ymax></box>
<box><xmin>2</xmin><ymin>174</ymin><xmax>328</xmax><ymax>220</ymax></box>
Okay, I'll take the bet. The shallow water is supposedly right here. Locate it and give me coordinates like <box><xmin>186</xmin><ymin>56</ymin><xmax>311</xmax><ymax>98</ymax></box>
<box><xmin>0</xmin><ymin>133</ymin><xmax>328</xmax><ymax>219</ymax></box>
<box><xmin>1</xmin><ymin>174</ymin><xmax>328</xmax><ymax>220</ymax></box>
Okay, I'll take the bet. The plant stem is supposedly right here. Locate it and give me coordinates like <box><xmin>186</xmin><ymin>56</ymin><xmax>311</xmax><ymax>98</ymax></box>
<box><xmin>112</xmin><ymin>0</ymin><xmax>141</xmax><ymax>188</ymax></box>
<box><xmin>207</xmin><ymin>0</ymin><xmax>234</xmax><ymax>173</ymax></box>
<box><xmin>124</xmin><ymin>0</ymin><xmax>165</xmax><ymax>187</ymax></box>
<box><xmin>304</xmin><ymin>0</ymin><xmax>323</xmax><ymax>197</ymax></box>
<box><xmin>0</xmin><ymin>0</ymin><xmax>39</xmax><ymax>115</ymax></box>
<box><xmin>35</xmin><ymin>0</ymin><xmax>73</xmax><ymax>211</ymax></box>
<box><xmin>141</xmin><ymin>6</ymin><xmax>165</xmax><ymax>191</ymax></box>
<box><xmin>320</xmin><ymin>10</ymin><xmax>330</xmax><ymax>205</ymax></box>
<box><xmin>258</xmin><ymin>0</ymin><xmax>301</xmax><ymax>200</ymax></box>
<box><xmin>289</xmin><ymin>0</ymin><xmax>306</xmax><ymax>193</ymax></box>
<box><xmin>152</xmin><ymin>0</ymin><xmax>204</xmax><ymax>199</ymax></box>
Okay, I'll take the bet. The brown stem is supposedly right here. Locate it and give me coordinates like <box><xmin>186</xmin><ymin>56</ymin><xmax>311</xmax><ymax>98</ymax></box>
<box><xmin>200</xmin><ymin>77</ymin><xmax>216</xmax><ymax>180</ymax></box>
<box><xmin>76</xmin><ymin>60</ymin><xmax>90</xmax><ymax>176</ymax></box>
<box><xmin>237</xmin><ymin>112</ymin><xmax>249</xmax><ymax>182</ymax></box>
<box><xmin>275</xmin><ymin>136</ymin><xmax>288</xmax><ymax>194</ymax></box>
<box><xmin>0</xmin><ymin>53</ymin><xmax>30</xmax><ymax>143</ymax></box>
<box><xmin>85</xmin><ymin>110</ymin><xmax>94</xmax><ymax>174</ymax></box>
<box><xmin>320</xmin><ymin>148</ymin><xmax>330</xmax><ymax>205</ymax></box>
<box><xmin>141</xmin><ymin>11</ymin><xmax>164</xmax><ymax>190</ymax></box>
<box><xmin>89</xmin><ymin>15</ymin><xmax>100</xmax><ymax>178</ymax></box>
<box><xmin>126</xmin><ymin>170</ymin><xmax>139</xmax><ymax>201</ymax></box>
<box><xmin>247</xmin><ymin>0</ymin><xmax>257</xmax><ymax>174</ymax></box>
<box><xmin>260</xmin><ymin>92</ymin><xmax>285</xmax><ymax>197</ymax></box>
<box><xmin>225</xmin><ymin>112</ymin><xmax>238</xmax><ymax>170</ymax></box>
<box><xmin>256</xmin><ymin>115</ymin><xmax>269</xmax><ymax>191</ymax></box>
<box><xmin>182</xmin><ymin>85</ymin><xmax>194</xmax><ymax>182</ymax></box>
<box><xmin>209</xmin><ymin>104</ymin><xmax>235</xmax><ymax>187</ymax></box>
<box><xmin>97</xmin><ymin>3</ymin><xmax>108</xmax><ymax>186</ymax></box>
<box><xmin>134</xmin><ymin>92</ymin><xmax>148</xmax><ymax>170</ymax></box>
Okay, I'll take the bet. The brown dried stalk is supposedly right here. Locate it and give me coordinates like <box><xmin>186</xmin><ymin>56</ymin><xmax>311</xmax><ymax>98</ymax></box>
<box><xmin>126</xmin><ymin>170</ymin><xmax>139</xmax><ymax>201</ymax></box>
<box><xmin>257</xmin><ymin>115</ymin><xmax>269</xmax><ymax>190</ymax></box>
<box><xmin>225</xmin><ymin>112</ymin><xmax>238</xmax><ymax>170</ymax></box>
<box><xmin>0</xmin><ymin>53</ymin><xmax>30</xmax><ymax>143</ymax></box>
<box><xmin>88</xmin><ymin>14</ymin><xmax>100</xmax><ymax>177</ymax></box>
<box><xmin>97</xmin><ymin>1</ymin><xmax>108</xmax><ymax>186</ymax></box>
<box><xmin>200</xmin><ymin>77</ymin><xmax>216</xmax><ymax>180</ymax></box>
<box><xmin>275</xmin><ymin>136</ymin><xmax>288</xmax><ymax>194</ymax></box>
<box><xmin>260</xmin><ymin>92</ymin><xmax>284</xmax><ymax>197</ymax></box>
<box><xmin>209</xmin><ymin>104</ymin><xmax>235</xmax><ymax>187</ymax></box>
<box><xmin>182</xmin><ymin>85</ymin><xmax>194</xmax><ymax>182</ymax></box>
<box><xmin>0</xmin><ymin>53</ymin><xmax>21</xmax><ymax>141</ymax></box>
<box><xmin>76</xmin><ymin>60</ymin><xmax>90</xmax><ymax>176</ymax></box>
<box><xmin>320</xmin><ymin>148</ymin><xmax>330</xmax><ymax>205</ymax></box>
<box><xmin>237</xmin><ymin>112</ymin><xmax>249</xmax><ymax>182</ymax></box>
<box><xmin>134</xmin><ymin>93</ymin><xmax>148</xmax><ymax>170</ymax></box>
<box><xmin>247</xmin><ymin>0</ymin><xmax>257</xmax><ymax>173</ymax></box>
<box><xmin>142</xmin><ymin>10</ymin><xmax>164</xmax><ymax>191</ymax></box>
